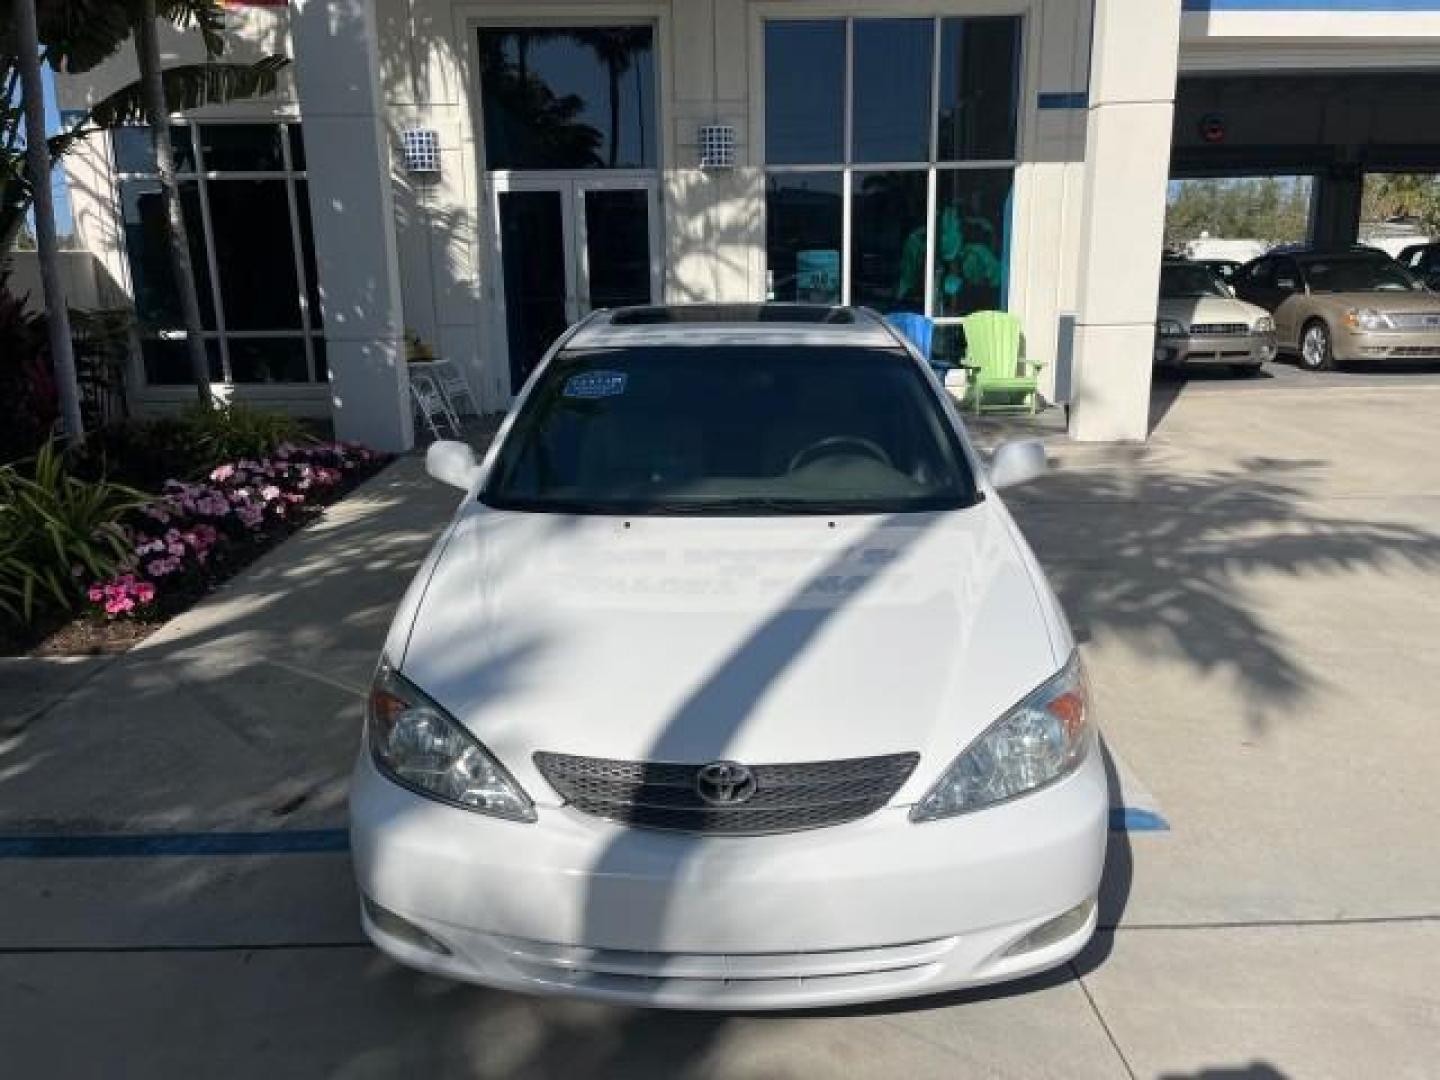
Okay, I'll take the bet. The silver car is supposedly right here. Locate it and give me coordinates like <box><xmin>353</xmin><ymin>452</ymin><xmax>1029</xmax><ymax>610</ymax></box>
<box><xmin>1154</xmin><ymin>261</ymin><xmax>1277</xmax><ymax>376</ymax></box>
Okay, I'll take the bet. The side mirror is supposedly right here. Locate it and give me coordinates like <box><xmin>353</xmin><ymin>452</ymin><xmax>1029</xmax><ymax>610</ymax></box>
<box><xmin>988</xmin><ymin>439</ymin><xmax>1046</xmax><ymax>491</ymax></box>
<box><xmin>426</xmin><ymin>440</ymin><xmax>480</xmax><ymax>491</ymax></box>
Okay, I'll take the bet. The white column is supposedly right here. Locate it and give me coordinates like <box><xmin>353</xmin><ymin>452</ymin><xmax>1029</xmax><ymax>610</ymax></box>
<box><xmin>1068</xmin><ymin>0</ymin><xmax>1181</xmax><ymax>442</ymax></box>
<box><xmin>291</xmin><ymin>0</ymin><xmax>413</xmax><ymax>452</ymax></box>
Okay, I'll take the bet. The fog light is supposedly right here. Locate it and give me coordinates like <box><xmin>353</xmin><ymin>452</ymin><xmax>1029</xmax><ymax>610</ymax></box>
<box><xmin>362</xmin><ymin>895</ymin><xmax>452</xmax><ymax>955</ymax></box>
<box><xmin>1002</xmin><ymin>898</ymin><xmax>1096</xmax><ymax>958</ymax></box>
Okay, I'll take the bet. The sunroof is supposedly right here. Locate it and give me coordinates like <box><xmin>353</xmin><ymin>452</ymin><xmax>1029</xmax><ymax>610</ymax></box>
<box><xmin>608</xmin><ymin>304</ymin><xmax>856</xmax><ymax>326</ymax></box>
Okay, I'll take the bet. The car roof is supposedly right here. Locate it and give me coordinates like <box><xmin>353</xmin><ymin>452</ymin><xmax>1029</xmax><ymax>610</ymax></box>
<box><xmin>1269</xmin><ymin>246</ymin><xmax>1389</xmax><ymax>261</ymax></box>
<box><xmin>566</xmin><ymin>304</ymin><xmax>909</xmax><ymax>350</ymax></box>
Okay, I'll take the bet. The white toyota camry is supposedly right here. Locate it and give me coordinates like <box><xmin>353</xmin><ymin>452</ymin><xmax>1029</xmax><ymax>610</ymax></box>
<box><xmin>350</xmin><ymin>304</ymin><xmax>1107</xmax><ymax>1009</ymax></box>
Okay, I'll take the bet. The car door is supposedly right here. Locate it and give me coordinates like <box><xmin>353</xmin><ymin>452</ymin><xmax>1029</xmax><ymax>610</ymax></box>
<box><xmin>1270</xmin><ymin>257</ymin><xmax>1307</xmax><ymax>347</ymax></box>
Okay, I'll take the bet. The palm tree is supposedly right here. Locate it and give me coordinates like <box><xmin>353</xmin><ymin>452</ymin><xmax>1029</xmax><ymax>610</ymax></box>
<box><xmin>3</xmin><ymin>0</ymin><xmax>288</xmax><ymax>409</ymax></box>
<box><xmin>5</xmin><ymin>0</ymin><xmax>82</xmax><ymax>442</ymax></box>
<box><xmin>574</xmin><ymin>29</ymin><xmax>649</xmax><ymax>168</ymax></box>
<box><xmin>131</xmin><ymin>0</ymin><xmax>208</xmax><ymax>404</ymax></box>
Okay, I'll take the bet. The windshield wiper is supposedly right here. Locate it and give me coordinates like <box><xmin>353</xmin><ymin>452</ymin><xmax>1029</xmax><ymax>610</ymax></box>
<box><xmin>648</xmin><ymin>497</ymin><xmax>971</xmax><ymax>516</ymax></box>
<box><xmin>479</xmin><ymin>496</ymin><xmax>632</xmax><ymax>514</ymax></box>
<box><xmin>647</xmin><ymin>498</ymin><xmax>829</xmax><ymax>515</ymax></box>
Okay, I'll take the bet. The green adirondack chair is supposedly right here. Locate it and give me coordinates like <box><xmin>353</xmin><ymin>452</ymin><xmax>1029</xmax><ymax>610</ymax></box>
<box><xmin>958</xmin><ymin>311</ymin><xmax>1045</xmax><ymax>415</ymax></box>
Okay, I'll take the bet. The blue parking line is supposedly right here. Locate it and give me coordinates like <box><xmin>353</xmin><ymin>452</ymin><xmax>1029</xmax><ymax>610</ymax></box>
<box><xmin>0</xmin><ymin>810</ymin><xmax>1167</xmax><ymax>860</ymax></box>
<box><xmin>1110</xmin><ymin>807</ymin><xmax>1170</xmax><ymax>832</ymax></box>
<box><xmin>0</xmin><ymin>829</ymin><xmax>351</xmax><ymax>859</ymax></box>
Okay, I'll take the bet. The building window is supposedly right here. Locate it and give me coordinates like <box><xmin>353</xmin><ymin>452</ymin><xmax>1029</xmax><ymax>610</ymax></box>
<box><xmin>477</xmin><ymin>26</ymin><xmax>658</xmax><ymax>171</ymax></box>
<box><xmin>113</xmin><ymin>122</ymin><xmax>325</xmax><ymax>387</ymax></box>
<box><xmin>763</xmin><ymin>15</ymin><xmax>1021</xmax><ymax>351</ymax></box>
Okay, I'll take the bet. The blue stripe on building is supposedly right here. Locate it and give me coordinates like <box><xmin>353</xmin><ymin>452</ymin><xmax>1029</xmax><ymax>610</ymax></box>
<box><xmin>1038</xmin><ymin>92</ymin><xmax>1088</xmax><ymax>110</ymax></box>
<box><xmin>1184</xmin><ymin>0</ymin><xmax>1440</xmax><ymax>11</ymax></box>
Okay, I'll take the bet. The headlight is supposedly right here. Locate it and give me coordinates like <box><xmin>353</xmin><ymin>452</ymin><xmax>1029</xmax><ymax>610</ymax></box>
<box><xmin>1156</xmin><ymin>319</ymin><xmax>1186</xmax><ymax>338</ymax></box>
<box><xmin>368</xmin><ymin>661</ymin><xmax>535</xmax><ymax>821</ymax></box>
<box><xmin>1342</xmin><ymin>308</ymin><xmax>1391</xmax><ymax>331</ymax></box>
<box><xmin>911</xmin><ymin>653</ymin><xmax>1092</xmax><ymax>822</ymax></box>
<box><xmin>1253</xmin><ymin>315</ymin><xmax>1275</xmax><ymax>333</ymax></box>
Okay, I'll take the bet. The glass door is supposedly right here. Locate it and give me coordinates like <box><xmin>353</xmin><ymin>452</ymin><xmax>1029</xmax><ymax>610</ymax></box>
<box><xmin>492</xmin><ymin>175</ymin><xmax>659</xmax><ymax>393</ymax></box>
<box><xmin>575</xmin><ymin>180</ymin><xmax>661</xmax><ymax>316</ymax></box>
<box><xmin>495</xmin><ymin>180</ymin><xmax>576</xmax><ymax>391</ymax></box>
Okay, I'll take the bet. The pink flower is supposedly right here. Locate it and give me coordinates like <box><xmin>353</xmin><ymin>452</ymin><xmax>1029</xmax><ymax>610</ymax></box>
<box><xmin>88</xmin><ymin>586</ymin><xmax>104</xmax><ymax>602</ymax></box>
<box><xmin>135</xmin><ymin>582</ymin><xmax>156</xmax><ymax>604</ymax></box>
<box><xmin>210</xmin><ymin>464</ymin><xmax>236</xmax><ymax>482</ymax></box>
<box><xmin>261</xmin><ymin>485</ymin><xmax>280</xmax><ymax>502</ymax></box>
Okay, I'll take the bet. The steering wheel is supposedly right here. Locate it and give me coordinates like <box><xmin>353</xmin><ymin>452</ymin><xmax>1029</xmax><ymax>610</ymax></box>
<box><xmin>788</xmin><ymin>435</ymin><xmax>893</xmax><ymax>474</ymax></box>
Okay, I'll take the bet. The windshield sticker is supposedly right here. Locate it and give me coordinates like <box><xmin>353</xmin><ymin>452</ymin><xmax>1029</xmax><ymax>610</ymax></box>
<box><xmin>563</xmin><ymin>371</ymin><xmax>628</xmax><ymax>399</ymax></box>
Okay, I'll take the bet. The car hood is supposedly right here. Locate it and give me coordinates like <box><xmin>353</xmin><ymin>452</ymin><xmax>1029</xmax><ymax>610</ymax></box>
<box><xmin>399</xmin><ymin>503</ymin><xmax>1062</xmax><ymax>805</ymax></box>
<box><xmin>1158</xmin><ymin>295</ymin><xmax>1268</xmax><ymax>327</ymax></box>
<box><xmin>1304</xmin><ymin>290</ymin><xmax>1440</xmax><ymax>312</ymax></box>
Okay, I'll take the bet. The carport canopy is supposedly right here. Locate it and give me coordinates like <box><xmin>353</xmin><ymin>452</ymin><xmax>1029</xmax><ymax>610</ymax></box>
<box><xmin>1171</xmin><ymin>72</ymin><xmax>1440</xmax><ymax>249</ymax></box>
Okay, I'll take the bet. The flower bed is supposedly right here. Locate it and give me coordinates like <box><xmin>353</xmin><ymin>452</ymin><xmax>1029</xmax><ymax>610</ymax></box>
<box><xmin>83</xmin><ymin>441</ymin><xmax>381</xmax><ymax>626</ymax></box>
<box><xmin>0</xmin><ymin>440</ymin><xmax>388</xmax><ymax>656</ymax></box>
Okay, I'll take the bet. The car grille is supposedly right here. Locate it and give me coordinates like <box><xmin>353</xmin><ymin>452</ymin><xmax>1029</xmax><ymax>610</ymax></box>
<box><xmin>1385</xmin><ymin>345</ymin><xmax>1440</xmax><ymax>358</ymax></box>
<box><xmin>533</xmin><ymin>751</ymin><xmax>920</xmax><ymax>835</ymax></box>
<box><xmin>1188</xmin><ymin>323</ymin><xmax>1250</xmax><ymax>336</ymax></box>
<box><xmin>1383</xmin><ymin>312</ymin><xmax>1440</xmax><ymax>330</ymax></box>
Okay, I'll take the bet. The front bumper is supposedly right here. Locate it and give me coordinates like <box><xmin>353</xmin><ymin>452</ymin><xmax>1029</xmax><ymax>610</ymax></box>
<box><xmin>1335</xmin><ymin>328</ymin><xmax>1440</xmax><ymax>362</ymax></box>
<box><xmin>1154</xmin><ymin>331</ymin><xmax>1276</xmax><ymax>368</ymax></box>
<box><xmin>349</xmin><ymin>748</ymin><xmax>1108</xmax><ymax>1009</ymax></box>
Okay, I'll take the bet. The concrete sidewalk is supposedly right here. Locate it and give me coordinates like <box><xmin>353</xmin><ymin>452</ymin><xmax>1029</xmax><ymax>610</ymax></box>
<box><xmin>2</xmin><ymin>385</ymin><xmax>1439</xmax><ymax>1078</ymax></box>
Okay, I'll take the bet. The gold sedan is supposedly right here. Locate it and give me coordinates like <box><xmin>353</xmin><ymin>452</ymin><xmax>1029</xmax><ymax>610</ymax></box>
<box><xmin>1233</xmin><ymin>249</ymin><xmax>1440</xmax><ymax>371</ymax></box>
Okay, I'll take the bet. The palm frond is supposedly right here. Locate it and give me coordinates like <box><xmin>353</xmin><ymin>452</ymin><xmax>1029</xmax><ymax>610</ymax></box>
<box><xmin>85</xmin><ymin>56</ymin><xmax>290</xmax><ymax>129</ymax></box>
<box><xmin>33</xmin><ymin>0</ymin><xmax>135</xmax><ymax>75</ymax></box>
<box><xmin>155</xmin><ymin>0</ymin><xmax>228</xmax><ymax>58</ymax></box>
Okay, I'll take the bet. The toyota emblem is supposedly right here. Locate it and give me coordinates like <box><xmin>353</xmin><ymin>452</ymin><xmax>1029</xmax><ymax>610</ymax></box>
<box><xmin>695</xmin><ymin>761</ymin><xmax>758</xmax><ymax>806</ymax></box>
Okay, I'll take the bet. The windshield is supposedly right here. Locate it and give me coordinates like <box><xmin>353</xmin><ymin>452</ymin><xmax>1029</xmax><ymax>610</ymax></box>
<box><xmin>481</xmin><ymin>345</ymin><xmax>978</xmax><ymax>515</ymax></box>
<box><xmin>1159</xmin><ymin>264</ymin><xmax>1229</xmax><ymax>299</ymax></box>
<box><xmin>1302</xmin><ymin>257</ymin><xmax>1421</xmax><ymax>293</ymax></box>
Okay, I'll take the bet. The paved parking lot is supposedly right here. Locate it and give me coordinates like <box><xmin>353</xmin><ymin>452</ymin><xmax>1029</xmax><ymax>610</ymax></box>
<box><xmin>2</xmin><ymin>378</ymin><xmax>1438</xmax><ymax>1078</ymax></box>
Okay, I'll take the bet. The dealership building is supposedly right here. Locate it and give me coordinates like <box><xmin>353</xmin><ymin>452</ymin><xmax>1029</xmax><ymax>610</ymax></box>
<box><xmin>50</xmin><ymin>0</ymin><xmax>1440</xmax><ymax>450</ymax></box>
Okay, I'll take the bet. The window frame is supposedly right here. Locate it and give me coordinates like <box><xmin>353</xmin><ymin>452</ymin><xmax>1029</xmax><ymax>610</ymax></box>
<box><xmin>111</xmin><ymin>119</ymin><xmax>324</xmax><ymax>388</ymax></box>
<box><xmin>757</xmin><ymin>10</ymin><xmax>1025</xmax><ymax>334</ymax></box>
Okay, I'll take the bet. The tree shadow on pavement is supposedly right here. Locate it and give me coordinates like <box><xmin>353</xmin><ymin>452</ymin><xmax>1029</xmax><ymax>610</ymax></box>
<box><xmin>1006</xmin><ymin>455</ymin><xmax>1440</xmax><ymax>730</ymax></box>
<box><xmin>1159</xmin><ymin>1064</ymin><xmax>1289</xmax><ymax>1080</ymax></box>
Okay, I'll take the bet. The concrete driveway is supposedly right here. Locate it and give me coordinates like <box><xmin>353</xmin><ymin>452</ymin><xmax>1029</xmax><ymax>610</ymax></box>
<box><xmin>2</xmin><ymin>384</ymin><xmax>1438</xmax><ymax>1078</ymax></box>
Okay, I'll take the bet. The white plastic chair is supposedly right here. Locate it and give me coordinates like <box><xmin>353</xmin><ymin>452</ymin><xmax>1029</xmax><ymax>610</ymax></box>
<box><xmin>432</xmin><ymin>359</ymin><xmax>480</xmax><ymax>418</ymax></box>
<box><xmin>409</xmin><ymin>370</ymin><xmax>461</xmax><ymax>440</ymax></box>
<box><xmin>410</xmin><ymin>359</ymin><xmax>479</xmax><ymax>418</ymax></box>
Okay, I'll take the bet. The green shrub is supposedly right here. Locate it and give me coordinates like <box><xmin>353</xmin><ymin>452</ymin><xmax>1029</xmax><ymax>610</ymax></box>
<box><xmin>0</xmin><ymin>441</ymin><xmax>146</xmax><ymax>624</ymax></box>
<box><xmin>72</xmin><ymin>404</ymin><xmax>314</xmax><ymax>489</ymax></box>
<box><xmin>176</xmin><ymin>402</ymin><xmax>311</xmax><ymax>466</ymax></box>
